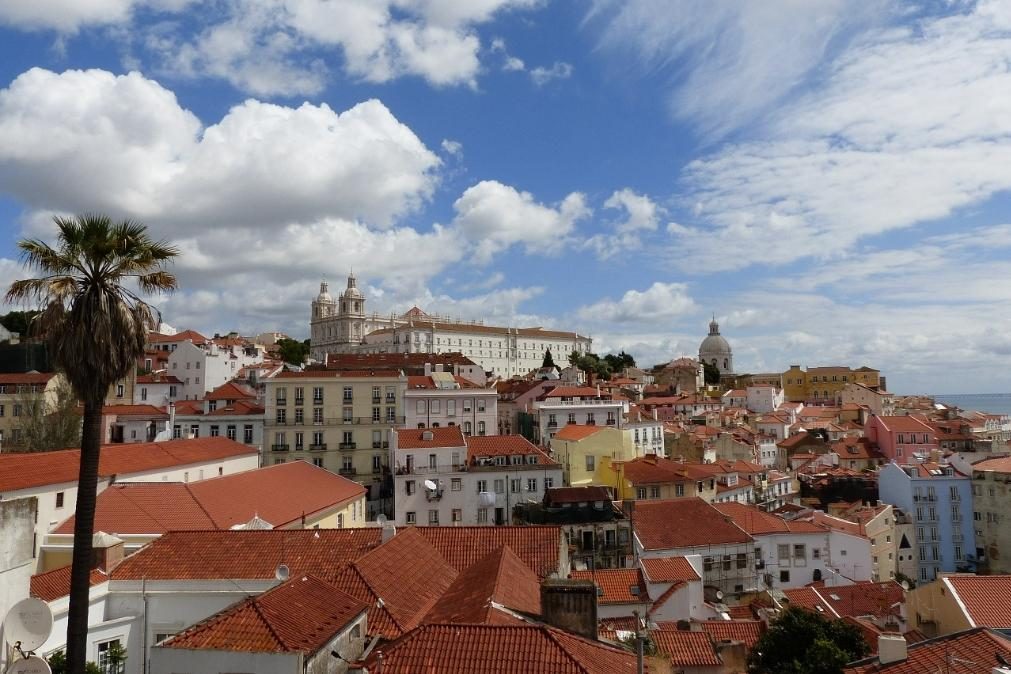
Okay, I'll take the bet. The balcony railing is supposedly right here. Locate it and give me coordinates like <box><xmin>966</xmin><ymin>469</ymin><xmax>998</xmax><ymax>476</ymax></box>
<box><xmin>372</xmin><ymin>442</ymin><xmax>383</xmax><ymax>449</ymax></box>
<box><xmin>396</xmin><ymin>464</ymin><xmax>468</xmax><ymax>475</ymax></box>
<box><xmin>267</xmin><ymin>416</ymin><xmax>406</xmax><ymax>427</ymax></box>
<box><xmin>606</xmin><ymin>419</ymin><xmax>616</xmax><ymax>425</ymax></box>
<box><xmin>372</xmin><ymin>396</ymin><xmax>381</xmax><ymax>404</ymax></box>
<box><xmin>339</xmin><ymin>467</ymin><xmax>357</xmax><ymax>476</ymax></box>
<box><xmin>339</xmin><ymin>442</ymin><xmax>357</xmax><ymax>450</ymax></box>
<box><xmin>310</xmin><ymin>443</ymin><xmax>327</xmax><ymax>451</ymax></box>
<box><xmin>271</xmin><ymin>444</ymin><xmax>289</xmax><ymax>451</ymax></box>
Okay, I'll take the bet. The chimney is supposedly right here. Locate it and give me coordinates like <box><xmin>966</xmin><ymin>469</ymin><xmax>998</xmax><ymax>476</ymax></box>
<box><xmin>540</xmin><ymin>579</ymin><xmax>598</xmax><ymax>640</ymax></box>
<box><xmin>381</xmin><ymin>521</ymin><xmax>396</xmax><ymax>543</ymax></box>
<box><xmin>424</xmin><ymin>362</ymin><xmax>432</xmax><ymax>376</ymax></box>
<box><xmin>877</xmin><ymin>635</ymin><xmax>907</xmax><ymax>665</ymax></box>
<box><xmin>168</xmin><ymin>401</ymin><xmax>176</xmax><ymax>432</ymax></box>
<box><xmin>91</xmin><ymin>531</ymin><xmax>125</xmax><ymax>572</ymax></box>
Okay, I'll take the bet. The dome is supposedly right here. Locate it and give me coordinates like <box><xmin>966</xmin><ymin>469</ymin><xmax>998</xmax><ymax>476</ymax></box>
<box><xmin>699</xmin><ymin>334</ymin><xmax>732</xmax><ymax>355</ymax></box>
<box><xmin>342</xmin><ymin>272</ymin><xmax>364</xmax><ymax>300</ymax></box>
<box><xmin>315</xmin><ymin>280</ymin><xmax>333</xmax><ymax>303</ymax></box>
<box><xmin>699</xmin><ymin>315</ymin><xmax>734</xmax><ymax>375</ymax></box>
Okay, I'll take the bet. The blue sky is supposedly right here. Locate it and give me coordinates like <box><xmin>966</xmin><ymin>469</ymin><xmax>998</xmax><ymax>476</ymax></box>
<box><xmin>1</xmin><ymin>0</ymin><xmax>1010</xmax><ymax>394</ymax></box>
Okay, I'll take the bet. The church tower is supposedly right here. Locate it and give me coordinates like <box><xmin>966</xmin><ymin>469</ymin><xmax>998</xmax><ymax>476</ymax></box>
<box><xmin>338</xmin><ymin>273</ymin><xmax>366</xmax><ymax>344</ymax></box>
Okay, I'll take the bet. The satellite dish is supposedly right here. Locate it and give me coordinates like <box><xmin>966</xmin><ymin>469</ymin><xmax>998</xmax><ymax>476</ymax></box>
<box><xmin>275</xmin><ymin>564</ymin><xmax>290</xmax><ymax>582</ymax></box>
<box><xmin>478</xmin><ymin>491</ymin><xmax>496</xmax><ymax>507</ymax></box>
<box><xmin>899</xmin><ymin>580</ymin><xmax>910</xmax><ymax>591</ymax></box>
<box><xmin>5</xmin><ymin>656</ymin><xmax>51</xmax><ymax>674</ymax></box>
<box><xmin>715</xmin><ymin>590</ymin><xmax>724</xmax><ymax>600</ymax></box>
<box><xmin>3</xmin><ymin>598</ymin><xmax>53</xmax><ymax>653</ymax></box>
<box><xmin>375</xmin><ymin>514</ymin><xmax>388</xmax><ymax>525</ymax></box>
<box><xmin>424</xmin><ymin>479</ymin><xmax>437</xmax><ymax>491</ymax></box>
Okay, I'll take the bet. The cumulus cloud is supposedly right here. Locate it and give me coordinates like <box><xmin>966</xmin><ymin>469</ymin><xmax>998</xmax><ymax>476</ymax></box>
<box><xmin>576</xmin><ymin>282</ymin><xmax>695</xmax><ymax>323</ymax></box>
<box><xmin>667</xmin><ymin>2</ymin><xmax>1011</xmax><ymax>271</ymax></box>
<box><xmin>0</xmin><ymin>0</ymin><xmax>146</xmax><ymax>32</ymax></box>
<box><xmin>451</xmin><ymin>180</ymin><xmax>591</xmax><ymax>262</ymax></box>
<box><xmin>583</xmin><ymin>188</ymin><xmax>662</xmax><ymax>258</ymax></box>
<box><xmin>0</xmin><ymin>68</ymin><xmax>440</xmax><ymax>230</ymax></box>
<box><xmin>530</xmin><ymin>61</ymin><xmax>573</xmax><ymax>86</ymax></box>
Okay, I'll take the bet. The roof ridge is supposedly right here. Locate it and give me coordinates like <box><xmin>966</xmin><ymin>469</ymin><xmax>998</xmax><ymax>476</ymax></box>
<box><xmin>113</xmin><ymin>482</ymin><xmax>207</xmax><ymax>532</ymax></box>
<box><xmin>185</xmin><ymin>482</ymin><xmax>223</xmax><ymax>528</ymax></box>
<box><xmin>541</xmin><ymin>625</ymin><xmax>594</xmax><ymax>674</ymax></box>
<box><xmin>249</xmin><ymin>592</ymin><xmax>289</xmax><ymax>650</ymax></box>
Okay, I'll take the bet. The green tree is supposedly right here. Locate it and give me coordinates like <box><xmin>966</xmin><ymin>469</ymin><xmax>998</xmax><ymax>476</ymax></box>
<box><xmin>542</xmin><ymin>348</ymin><xmax>556</xmax><ymax>369</ymax></box>
<box><xmin>702</xmin><ymin>360</ymin><xmax>721</xmax><ymax>386</ymax></box>
<box><xmin>567</xmin><ymin>351</ymin><xmax>613</xmax><ymax>381</ymax></box>
<box><xmin>748</xmin><ymin>606</ymin><xmax>869</xmax><ymax>674</ymax></box>
<box><xmin>0</xmin><ymin>309</ymin><xmax>39</xmax><ymax>337</ymax></box>
<box><xmin>276</xmin><ymin>337</ymin><xmax>309</xmax><ymax>365</ymax></box>
<box><xmin>603</xmin><ymin>350</ymin><xmax>636</xmax><ymax>372</ymax></box>
<box><xmin>14</xmin><ymin>378</ymin><xmax>81</xmax><ymax>452</ymax></box>
<box><xmin>8</xmin><ymin>214</ymin><xmax>177</xmax><ymax>674</ymax></box>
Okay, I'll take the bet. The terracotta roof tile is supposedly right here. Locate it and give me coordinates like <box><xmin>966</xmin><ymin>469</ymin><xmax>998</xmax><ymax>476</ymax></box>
<box><xmin>395</xmin><ymin>426</ymin><xmax>466</xmax><ymax>449</ymax></box>
<box><xmin>552</xmin><ymin>424</ymin><xmax>607</xmax><ymax>441</ymax></box>
<box><xmin>147</xmin><ymin>329</ymin><xmax>207</xmax><ymax>344</ymax></box>
<box><xmin>620</xmin><ymin>456</ymin><xmax>712</xmax><ymax>486</ymax></box>
<box><xmin>111</xmin><ymin>529</ymin><xmax>382</xmax><ymax>582</ymax></box>
<box><xmin>845</xmin><ymin>627</ymin><xmax>1011</xmax><ymax>673</ymax></box>
<box><xmin>0</xmin><ymin>438</ymin><xmax>257</xmax><ymax>493</ymax></box>
<box><xmin>426</xmin><ymin>545</ymin><xmax>541</xmax><ymax>623</ymax></box>
<box><xmin>631</xmin><ymin>498</ymin><xmax>753</xmax><ymax>551</ymax></box>
<box><xmin>640</xmin><ymin>557</ymin><xmax>700</xmax><ymax>584</ymax></box>
<box><xmin>972</xmin><ymin>456</ymin><xmax>1011</xmax><ymax>473</ymax></box>
<box><xmin>160</xmin><ymin>575</ymin><xmax>366</xmax><ymax>654</ymax></box>
<box><xmin>30</xmin><ymin>565</ymin><xmax>108</xmax><ymax>602</ymax></box>
<box><xmin>0</xmin><ymin>372</ymin><xmax>55</xmax><ymax>385</ymax></box>
<box><xmin>363</xmin><ymin>624</ymin><xmax>638</xmax><ymax>673</ymax></box>
<box><xmin>946</xmin><ymin>575</ymin><xmax>1011</xmax><ymax>628</ymax></box>
<box><xmin>414</xmin><ymin>526</ymin><xmax>564</xmax><ymax>580</ymax></box>
<box><xmin>652</xmin><ymin>629</ymin><xmax>721</xmax><ymax>666</ymax></box>
<box><xmin>205</xmin><ymin>381</ymin><xmax>258</xmax><ymax>400</ymax></box>
<box><xmin>136</xmin><ymin>374</ymin><xmax>182</xmax><ymax>384</ymax></box>
<box><xmin>570</xmin><ymin>569</ymin><xmax>646</xmax><ymax>605</ymax></box>
<box><xmin>540</xmin><ymin>386</ymin><xmax>610</xmax><ymax>400</ymax></box>
<box><xmin>53</xmin><ymin>483</ymin><xmax>215</xmax><ymax>535</ymax></box>
<box><xmin>467</xmin><ymin>435</ymin><xmax>556</xmax><ymax>465</ymax></box>
<box><xmin>782</xmin><ymin>587</ymin><xmax>838</xmax><ymax>617</ymax></box>
<box><xmin>275</xmin><ymin>369</ymin><xmax>403</xmax><ymax>379</ymax></box>
<box><xmin>713</xmin><ymin>502</ymin><xmax>826</xmax><ymax>535</ymax></box>
<box><xmin>545</xmin><ymin>486</ymin><xmax>612</xmax><ymax>505</ymax></box>
<box><xmin>872</xmin><ymin>415</ymin><xmax>935</xmax><ymax>433</ymax></box>
<box><xmin>101</xmin><ymin>404</ymin><xmax>168</xmax><ymax>417</ymax></box>
<box><xmin>697</xmin><ymin>620</ymin><xmax>765</xmax><ymax>649</ymax></box>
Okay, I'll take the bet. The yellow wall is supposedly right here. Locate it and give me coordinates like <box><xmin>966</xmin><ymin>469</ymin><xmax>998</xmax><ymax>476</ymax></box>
<box><xmin>783</xmin><ymin>366</ymin><xmax>881</xmax><ymax>402</ymax></box>
<box><xmin>550</xmin><ymin>427</ymin><xmax>640</xmax><ymax>488</ymax></box>
<box><xmin>906</xmin><ymin>576</ymin><xmax>973</xmax><ymax>638</ymax></box>
<box><xmin>304</xmin><ymin>495</ymin><xmax>367</xmax><ymax>529</ymax></box>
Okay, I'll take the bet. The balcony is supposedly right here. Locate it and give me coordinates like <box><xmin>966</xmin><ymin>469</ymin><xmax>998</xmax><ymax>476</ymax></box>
<box><xmin>606</xmin><ymin>419</ymin><xmax>616</xmax><ymax>426</ymax></box>
<box><xmin>396</xmin><ymin>463</ymin><xmax>468</xmax><ymax>475</ymax></box>
<box><xmin>372</xmin><ymin>442</ymin><xmax>383</xmax><ymax>449</ymax></box>
<box><xmin>271</xmin><ymin>444</ymin><xmax>290</xmax><ymax>451</ymax></box>
<box><xmin>547</xmin><ymin>421</ymin><xmax>558</xmax><ymax>428</ymax></box>
<box><xmin>275</xmin><ymin>398</ymin><xmax>287</xmax><ymax>406</ymax></box>
<box><xmin>372</xmin><ymin>396</ymin><xmax>381</xmax><ymax>404</ymax></box>
<box><xmin>339</xmin><ymin>442</ymin><xmax>357</xmax><ymax>450</ymax></box>
<box><xmin>339</xmin><ymin>467</ymin><xmax>357</xmax><ymax>476</ymax></box>
<box><xmin>310</xmin><ymin>443</ymin><xmax>327</xmax><ymax>451</ymax></box>
<box><xmin>313</xmin><ymin>398</ymin><xmax>324</xmax><ymax>405</ymax></box>
<box><xmin>293</xmin><ymin>398</ymin><xmax>303</xmax><ymax>406</ymax></box>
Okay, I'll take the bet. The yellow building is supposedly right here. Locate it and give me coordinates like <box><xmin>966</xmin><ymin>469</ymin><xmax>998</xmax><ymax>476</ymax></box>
<box><xmin>607</xmin><ymin>454</ymin><xmax>718</xmax><ymax>502</ymax></box>
<box><xmin>782</xmin><ymin>365</ymin><xmax>883</xmax><ymax>403</ymax></box>
<box><xmin>0</xmin><ymin>371</ymin><xmax>64</xmax><ymax>449</ymax></box>
<box><xmin>263</xmin><ymin>369</ymin><xmax>406</xmax><ymax>494</ymax></box>
<box><xmin>549</xmin><ymin>424</ymin><xmax>635</xmax><ymax>489</ymax></box>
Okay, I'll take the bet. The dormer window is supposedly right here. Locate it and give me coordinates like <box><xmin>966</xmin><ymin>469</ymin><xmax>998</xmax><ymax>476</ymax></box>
<box><xmin>495</xmin><ymin>456</ymin><xmax>506</xmax><ymax>466</ymax></box>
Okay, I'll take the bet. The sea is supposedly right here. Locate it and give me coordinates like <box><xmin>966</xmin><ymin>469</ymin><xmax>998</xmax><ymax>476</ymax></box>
<box><xmin>932</xmin><ymin>393</ymin><xmax>1011</xmax><ymax>416</ymax></box>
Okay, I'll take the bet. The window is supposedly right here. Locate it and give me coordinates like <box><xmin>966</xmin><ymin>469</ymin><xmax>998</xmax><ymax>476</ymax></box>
<box><xmin>477</xmin><ymin>479</ymin><xmax>488</xmax><ymax>493</ymax></box>
<box><xmin>428</xmin><ymin>510</ymin><xmax>439</xmax><ymax>525</ymax></box>
<box><xmin>736</xmin><ymin>553</ymin><xmax>747</xmax><ymax>569</ymax></box>
<box><xmin>777</xmin><ymin>544</ymin><xmax>790</xmax><ymax>559</ymax></box>
<box><xmin>452</xmin><ymin>509</ymin><xmax>462</xmax><ymax>523</ymax></box>
<box><xmin>312</xmin><ymin>457</ymin><xmax>323</xmax><ymax>468</ymax></box>
<box><xmin>463</xmin><ymin>421</ymin><xmax>473</xmax><ymax>435</ymax></box>
<box><xmin>97</xmin><ymin>639</ymin><xmax>124</xmax><ymax>674</ymax></box>
<box><xmin>451</xmin><ymin>478</ymin><xmax>462</xmax><ymax>491</ymax></box>
<box><xmin>544</xmin><ymin>477</ymin><xmax>554</xmax><ymax>489</ymax></box>
<box><xmin>477</xmin><ymin>421</ymin><xmax>486</xmax><ymax>436</ymax></box>
<box><xmin>477</xmin><ymin>399</ymin><xmax>486</xmax><ymax>412</ymax></box>
<box><xmin>295</xmin><ymin>432</ymin><xmax>304</xmax><ymax>450</ymax></box>
<box><xmin>406</xmin><ymin>512</ymin><xmax>416</xmax><ymax>524</ymax></box>
<box><xmin>56</xmin><ymin>492</ymin><xmax>64</xmax><ymax>508</ymax></box>
<box><xmin>276</xmin><ymin>409</ymin><xmax>287</xmax><ymax>423</ymax></box>
<box><xmin>527</xmin><ymin>478</ymin><xmax>537</xmax><ymax>492</ymax></box>
<box><xmin>585</xmin><ymin>455</ymin><xmax>595</xmax><ymax>471</ymax></box>
<box><xmin>210</xmin><ymin>425</ymin><xmax>220</xmax><ymax>437</ymax></box>
<box><xmin>314</xmin><ymin>407</ymin><xmax>324</xmax><ymax>424</ymax></box>
<box><xmin>431</xmin><ymin>400</ymin><xmax>441</xmax><ymax>414</ymax></box>
<box><xmin>244</xmin><ymin>425</ymin><xmax>254</xmax><ymax>444</ymax></box>
<box><xmin>637</xmin><ymin>487</ymin><xmax>647</xmax><ymax>499</ymax></box>
<box><xmin>793</xmin><ymin>544</ymin><xmax>806</xmax><ymax>559</ymax></box>
<box><xmin>511</xmin><ymin>478</ymin><xmax>521</xmax><ymax>493</ymax></box>
<box><xmin>675</xmin><ymin>483</ymin><xmax>685</xmax><ymax>497</ymax></box>
<box><xmin>226</xmin><ymin>425</ymin><xmax>237</xmax><ymax>441</ymax></box>
<box><xmin>649</xmin><ymin>486</ymin><xmax>660</xmax><ymax>498</ymax></box>
<box><xmin>295</xmin><ymin>408</ymin><xmax>304</xmax><ymax>424</ymax></box>
<box><xmin>416</xmin><ymin>400</ymin><xmax>426</xmax><ymax>414</ymax></box>
<box><xmin>477</xmin><ymin>508</ymin><xmax>489</xmax><ymax>524</ymax></box>
<box><xmin>343</xmin><ymin>386</ymin><xmax>353</xmax><ymax>401</ymax></box>
<box><xmin>313</xmin><ymin>386</ymin><xmax>323</xmax><ymax>403</ymax></box>
<box><xmin>494</xmin><ymin>479</ymin><xmax>505</xmax><ymax>494</ymax></box>
<box><xmin>779</xmin><ymin>570</ymin><xmax>790</xmax><ymax>583</ymax></box>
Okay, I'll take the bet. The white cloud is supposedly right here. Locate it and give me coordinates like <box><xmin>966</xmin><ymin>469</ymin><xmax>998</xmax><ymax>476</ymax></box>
<box><xmin>583</xmin><ymin>188</ymin><xmax>661</xmax><ymax>258</ymax></box>
<box><xmin>0</xmin><ymin>68</ymin><xmax>440</xmax><ymax>229</ymax></box>
<box><xmin>530</xmin><ymin>61</ymin><xmax>572</xmax><ymax>86</ymax></box>
<box><xmin>589</xmin><ymin>0</ymin><xmax>894</xmax><ymax>138</ymax></box>
<box><xmin>451</xmin><ymin>180</ymin><xmax>590</xmax><ymax>262</ymax></box>
<box><xmin>441</xmin><ymin>138</ymin><xmax>463</xmax><ymax>157</ymax></box>
<box><xmin>504</xmin><ymin>56</ymin><xmax>526</xmax><ymax>72</ymax></box>
<box><xmin>0</xmin><ymin>0</ymin><xmax>140</xmax><ymax>32</ymax></box>
<box><xmin>667</xmin><ymin>2</ymin><xmax>1011</xmax><ymax>271</ymax></box>
<box><xmin>576</xmin><ymin>282</ymin><xmax>695</xmax><ymax>323</ymax></box>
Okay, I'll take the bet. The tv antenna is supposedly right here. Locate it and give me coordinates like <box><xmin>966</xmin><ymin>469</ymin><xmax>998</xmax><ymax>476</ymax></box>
<box><xmin>3</xmin><ymin>597</ymin><xmax>53</xmax><ymax>674</ymax></box>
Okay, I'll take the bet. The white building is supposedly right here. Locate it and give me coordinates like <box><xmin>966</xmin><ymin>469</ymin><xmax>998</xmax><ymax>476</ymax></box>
<box><xmin>170</xmin><ymin>382</ymin><xmax>265</xmax><ymax>451</ymax></box>
<box><xmin>309</xmin><ymin>275</ymin><xmax>591</xmax><ymax>377</ymax></box>
<box><xmin>391</xmin><ymin>427</ymin><xmax>562</xmax><ymax>527</ymax></box>
<box><xmin>404</xmin><ymin>372</ymin><xmax>498</xmax><ymax>437</ymax></box>
<box><xmin>534</xmin><ymin>386</ymin><xmax>630</xmax><ymax>445</ymax></box>
<box><xmin>167</xmin><ymin>340</ymin><xmax>265</xmax><ymax>400</ymax></box>
<box><xmin>0</xmin><ymin>498</ymin><xmax>35</xmax><ymax>673</ymax></box>
<box><xmin>133</xmin><ymin>373</ymin><xmax>182</xmax><ymax>406</ymax></box>
<box><xmin>746</xmin><ymin>385</ymin><xmax>785</xmax><ymax>415</ymax></box>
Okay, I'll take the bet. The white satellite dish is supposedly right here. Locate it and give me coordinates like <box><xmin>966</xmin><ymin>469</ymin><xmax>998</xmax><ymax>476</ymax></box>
<box><xmin>5</xmin><ymin>655</ymin><xmax>52</xmax><ymax>674</ymax></box>
<box><xmin>715</xmin><ymin>590</ymin><xmax>724</xmax><ymax>600</ymax></box>
<box><xmin>275</xmin><ymin>564</ymin><xmax>290</xmax><ymax>582</ymax></box>
<box><xmin>478</xmin><ymin>491</ymin><xmax>496</xmax><ymax>507</ymax></box>
<box><xmin>899</xmin><ymin>580</ymin><xmax>910</xmax><ymax>591</ymax></box>
<box><xmin>375</xmin><ymin>514</ymin><xmax>388</xmax><ymax>525</ymax></box>
<box><xmin>3</xmin><ymin>598</ymin><xmax>53</xmax><ymax>653</ymax></box>
<box><xmin>424</xmin><ymin>479</ymin><xmax>437</xmax><ymax>491</ymax></box>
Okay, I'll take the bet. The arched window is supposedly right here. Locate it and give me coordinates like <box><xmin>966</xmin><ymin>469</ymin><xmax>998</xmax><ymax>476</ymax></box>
<box><xmin>723</xmin><ymin>359</ymin><xmax>728</xmax><ymax>370</ymax></box>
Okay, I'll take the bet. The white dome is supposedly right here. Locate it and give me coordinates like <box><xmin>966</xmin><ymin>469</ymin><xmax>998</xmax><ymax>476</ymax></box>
<box><xmin>699</xmin><ymin>334</ymin><xmax>731</xmax><ymax>355</ymax></box>
<box><xmin>316</xmin><ymin>281</ymin><xmax>333</xmax><ymax>303</ymax></box>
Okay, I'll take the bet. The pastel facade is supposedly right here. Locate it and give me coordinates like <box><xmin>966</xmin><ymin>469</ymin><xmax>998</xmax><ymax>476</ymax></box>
<box><xmin>403</xmin><ymin>374</ymin><xmax>498</xmax><ymax>437</ymax></box>
<box><xmin>866</xmin><ymin>415</ymin><xmax>938</xmax><ymax>461</ymax></box>
<box><xmin>783</xmin><ymin>365</ymin><xmax>883</xmax><ymax>404</ymax></box>
<box><xmin>534</xmin><ymin>387</ymin><xmax>629</xmax><ymax>445</ymax></box>
<box><xmin>970</xmin><ymin>456</ymin><xmax>1011</xmax><ymax>573</ymax></box>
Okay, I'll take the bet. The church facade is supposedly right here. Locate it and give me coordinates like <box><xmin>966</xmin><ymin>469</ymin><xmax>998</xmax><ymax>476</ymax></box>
<box><xmin>309</xmin><ymin>276</ymin><xmax>592</xmax><ymax>378</ymax></box>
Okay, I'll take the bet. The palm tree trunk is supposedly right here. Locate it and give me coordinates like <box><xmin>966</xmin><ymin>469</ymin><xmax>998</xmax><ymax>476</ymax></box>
<box><xmin>66</xmin><ymin>397</ymin><xmax>103</xmax><ymax>674</ymax></box>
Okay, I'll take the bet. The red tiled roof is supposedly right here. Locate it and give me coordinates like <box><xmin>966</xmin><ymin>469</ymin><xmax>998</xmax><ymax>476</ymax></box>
<box><xmin>362</xmin><ymin>624</ymin><xmax>638</xmax><ymax>673</ymax></box>
<box><xmin>571</xmin><ymin>569</ymin><xmax>646</xmax><ymax>605</ymax></box>
<box><xmin>160</xmin><ymin>575</ymin><xmax>366</xmax><ymax>654</ymax></box>
<box><xmin>405</xmin><ymin>375</ymin><xmax>478</xmax><ymax>389</ymax></box>
<box><xmin>147</xmin><ymin>329</ymin><xmax>207</xmax><ymax>344</ymax></box>
<box><xmin>206</xmin><ymin>400</ymin><xmax>264</xmax><ymax>416</ymax></box>
<box><xmin>467</xmin><ymin>435</ymin><xmax>557</xmax><ymax>465</ymax></box>
<box><xmin>872</xmin><ymin>415</ymin><xmax>934</xmax><ymax>433</ymax></box>
<box><xmin>597</xmin><ymin>615</ymin><xmax>641</xmax><ymax>641</ymax></box>
<box><xmin>785</xmin><ymin>582</ymin><xmax>902</xmax><ymax>620</ymax></box>
<box><xmin>111</xmin><ymin>529</ymin><xmax>383</xmax><ymax>582</ymax></box>
<box><xmin>541</xmin><ymin>386</ymin><xmax>609</xmax><ymax>400</ymax></box>
<box><xmin>31</xmin><ymin>565</ymin><xmax>108</xmax><ymax>602</ymax></box>
<box><xmin>426</xmin><ymin>545</ymin><xmax>540</xmax><ymax>623</ymax></box>
<box><xmin>620</xmin><ymin>455</ymin><xmax>712</xmax><ymax>486</ymax></box>
<box><xmin>651</xmin><ymin>629</ymin><xmax>721</xmax><ymax>666</ymax></box>
<box><xmin>53</xmin><ymin>483</ymin><xmax>214</xmax><ymax>534</ymax></box>
<box><xmin>0</xmin><ymin>372</ymin><xmax>55</xmax><ymax>385</ymax></box>
<box><xmin>640</xmin><ymin>557</ymin><xmax>700</xmax><ymax>584</ymax></box>
<box><xmin>946</xmin><ymin>575</ymin><xmax>1011</xmax><ymax>628</ymax></box>
<box><xmin>697</xmin><ymin>620</ymin><xmax>765</xmax><ymax>649</ymax></box>
<box><xmin>782</xmin><ymin>586</ymin><xmax>838</xmax><ymax>617</ymax></box>
<box><xmin>136</xmin><ymin>374</ymin><xmax>182</xmax><ymax>384</ymax></box>
<box><xmin>395</xmin><ymin>426</ymin><xmax>466</xmax><ymax>449</ymax></box>
<box><xmin>337</xmin><ymin>528</ymin><xmax>457</xmax><ymax>638</ymax></box>
<box><xmin>972</xmin><ymin>456</ymin><xmax>1011</xmax><ymax>473</ymax></box>
<box><xmin>0</xmin><ymin>438</ymin><xmax>257</xmax><ymax>493</ymax></box>
<box><xmin>845</xmin><ymin>627</ymin><xmax>1011</xmax><ymax>673</ymax></box>
<box><xmin>552</xmin><ymin>424</ymin><xmax>607</xmax><ymax>441</ymax></box>
<box><xmin>205</xmin><ymin>381</ymin><xmax>257</xmax><ymax>400</ymax></box>
<box><xmin>713</xmin><ymin>502</ymin><xmax>826</xmax><ymax>535</ymax></box>
<box><xmin>275</xmin><ymin>369</ymin><xmax>403</xmax><ymax>379</ymax></box>
<box><xmin>413</xmin><ymin>526</ymin><xmax>564</xmax><ymax>580</ymax></box>
<box><xmin>631</xmin><ymin>498</ymin><xmax>753</xmax><ymax>551</ymax></box>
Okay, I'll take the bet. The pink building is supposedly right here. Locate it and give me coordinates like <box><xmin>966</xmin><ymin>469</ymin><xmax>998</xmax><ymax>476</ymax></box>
<box><xmin>866</xmin><ymin>414</ymin><xmax>937</xmax><ymax>461</ymax></box>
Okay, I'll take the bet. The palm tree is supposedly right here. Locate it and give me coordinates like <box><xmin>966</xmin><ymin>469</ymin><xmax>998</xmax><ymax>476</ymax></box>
<box><xmin>6</xmin><ymin>215</ymin><xmax>177</xmax><ymax>674</ymax></box>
